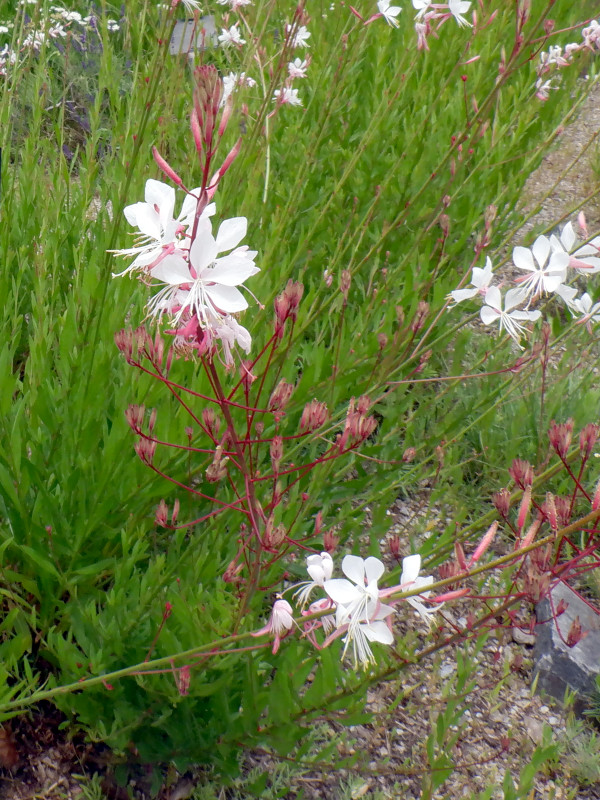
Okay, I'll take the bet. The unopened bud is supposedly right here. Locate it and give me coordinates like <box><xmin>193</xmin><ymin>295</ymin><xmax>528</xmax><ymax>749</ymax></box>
<box><xmin>543</xmin><ymin>492</ymin><xmax>558</xmax><ymax>531</ymax></box>
<box><xmin>270</xmin><ymin>436</ymin><xmax>283</xmax><ymax>472</ymax></box>
<box><xmin>152</xmin><ymin>146</ymin><xmax>183</xmax><ymax>186</ymax></box>
<box><xmin>492</xmin><ymin>488</ymin><xmax>511</xmax><ymax>517</ymax></box>
<box><xmin>206</xmin><ymin>445</ymin><xmax>229</xmax><ymax>482</ymax></box>
<box><xmin>175</xmin><ymin>665</ymin><xmax>191</xmax><ymax>696</ymax></box>
<box><xmin>125</xmin><ymin>404</ymin><xmax>145</xmax><ymax>433</ymax></box>
<box><xmin>509</xmin><ymin>458</ymin><xmax>533</xmax><ymax>489</ymax></box>
<box><xmin>269</xmin><ymin>379</ymin><xmax>294</xmax><ymax>412</ymax></box>
<box><xmin>264</xmin><ymin>517</ymin><xmax>287</xmax><ymax>550</ymax></box>
<box><xmin>156</xmin><ymin>499</ymin><xmax>169</xmax><ymax>527</ymax></box>
<box><xmin>223</xmin><ymin>560</ymin><xmax>243</xmax><ymax>583</ymax></box>
<box><xmin>579</xmin><ymin>423</ymin><xmax>600</xmax><ymax>459</ymax></box>
<box><xmin>455</xmin><ymin>541</ymin><xmax>467</xmax><ymax>571</ymax></box>
<box><xmin>517</xmin><ymin>486</ymin><xmax>531</xmax><ymax>531</ymax></box>
<box><xmin>340</xmin><ymin>270</ymin><xmax>351</xmax><ymax>298</ymax></box>
<box><xmin>300</xmin><ymin>400</ymin><xmax>329</xmax><ymax>433</ymax></box>
<box><xmin>467</xmin><ymin>521</ymin><xmax>497</xmax><ymax>567</ymax></box>
<box><xmin>402</xmin><ymin>447</ymin><xmax>416</xmax><ymax>463</ymax></box>
<box><xmin>202</xmin><ymin>408</ymin><xmax>221</xmax><ymax>438</ymax></box>
<box><xmin>377</xmin><ymin>333</ymin><xmax>388</xmax><ymax>350</ymax></box>
<box><xmin>134</xmin><ymin>437</ymin><xmax>156</xmax><ymax>464</ymax></box>
<box><xmin>323</xmin><ymin>528</ymin><xmax>339</xmax><ymax>553</ymax></box>
<box><xmin>115</xmin><ymin>328</ymin><xmax>134</xmax><ymax>361</ymax></box>
<box><xmin>566</xmin><ymin>616</ymin><xmax>586</xmax><ymax>648</ymax></box>
<box><xmin>389</xmin><ymin>534</ymin><xmax>401</xmax><ymax>560</ymax></box>
<box><xmin>548</xmin><ymin>419</ymin><xmax>574</xmax><ymax>458</ymax></box>
<box><xmin>411</xmin><ymin>301</ymin><xmax>429</xmax><ymax>333</ymax></box>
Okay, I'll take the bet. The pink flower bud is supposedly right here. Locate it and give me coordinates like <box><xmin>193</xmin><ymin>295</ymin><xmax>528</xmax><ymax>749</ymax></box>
<box><xmin>579</xmin><ymin>423</ymin><xmax>600</xmax><ymax>459</ymax></box>
<box><xmin>468</xmin><ymin>522</ymin><xmax>497</xmax><ymax>567</ymax></box>
<box><xmin>566</xmin><ymin>616</ymin><xmax>586</xmax><ymax>648</ymax></box>
<box><xmin>152</xmin><ymin>146</ymin><xmax>183</xmax><ymax>186</ymax></box>
<box><xmin>492</xmin><ymin>488</ymin><xmax>511</xmax><ymax>517</ymax></box>
<box><xmin>517</xmin><ymin>486</ymin><xmax>531</xmax><ymax>531</ymax></box>
<box><xmin>269</xmin><ymin>379</ymin><xmax>295</xmax><ymax>412</ymax></box>
<box><xmin>270</xmin><ymin>436</ymin><xmax>283</xmax><ymax>472</ymax></box>
<box><xmin>548</xmin><ymin>419</ymin><xmax>574</xmax><ymax>458</ymax></box>
<box><xmin>323</xmin><ymin>529</ymin><xmax>339</xmax><ymax>553</ymax></box>
<box><xmin>509</xmin><ymin>458</ymin><xmax>533</xmax><ymax>489</ymax></box>
<box><xmin>155</xmin><ymin>499</ymin><xmax>168</xmax><ymax>527</ymax></box>
<box><xmin>202</xmin><ymin>408</ymin><xmax>221</xmax><ymax>438</ymax></box>
<box><xmin>300</xmin><ymin>400</ymin><xmax>329</xmax><ymax>433</ymax></box>
<box><xmin>402</xmin><ymin>447</ymin><xmax>416</xmax><ymax>463</ymax></box>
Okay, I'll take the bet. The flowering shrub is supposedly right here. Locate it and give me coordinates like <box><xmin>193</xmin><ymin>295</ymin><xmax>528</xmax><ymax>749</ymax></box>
<box><xmin>2</xmin><ymin>0</ymin><xmax>600</xmax><ymax>790</ymax></box>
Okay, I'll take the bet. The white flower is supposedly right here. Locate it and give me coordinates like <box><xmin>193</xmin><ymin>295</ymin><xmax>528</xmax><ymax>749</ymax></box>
<box><xmin>147</xmin><ymin>216</ymin><xmax>259</xmax><ymax>325</ymax></box>
<box><xmin>550</xmin><ymin>222</ymin><xmax>600</xmax><ymax>274</ymax></box>
<box><xmin>448</xmin><ymin>0</ymin><xmax>471</xmax><ymax>27</ymax></box>
<box><xmin>178</xmin><ymin>0</ymin><xmax>202</xmax><ymax>12</ymax></box>
<box><xmin>111</xmin><ymin>180</ymin><xmax>214</xmax><ymax>276</ymax></box>
<box><xmin>324</xmin><ymin>555</ymin><xmax>395</xmax><ymax>667</ymax></box>
<box><xmin>217</xmin><ymin>0</ymin><xmax>253</xmax><ymax>8</ymax></box>
<box><xmin>285</xmin><ymin>23</ymin><xmax>311</xmax><ymax>48</ymax></box>
<box><xmin>479</xmin><ymin>286</ymin><xmax>541</xmax><ymax>346</ymax></box>
<box><xmin>377</xmin><ymin>0</ymin><xmax>402</xmax><ymax>27</ymax></box>
<box><xmin>252</xmin><ymin>598</ymin><xmax>294</xmax><ymax>654</ymax></box>
<box><xmin>218</xmin><ymin>24</ymin><xmax>245</xmax><ymax>47</ymax></box>
<box><xmin>294</xmin><ymin>552</ymin><xmax>334</xmax><ymax>608</ymax></box>
<box><xmin>288</xmin><ymin>57</ymin><xmax>308</xmax><ymax>79</ymax></box>
<box><xmin>535</xmin><ymin>78</ymin><xmax>556</xmax><ymax>101</ymax></box>
<box><xmin>399</xmin><ymin>554</ymin><xmax>438</xmax><ymax>626</ymax></box>
<box><xmin>574</xmin><ymin>293</ymin><xmax>600</xmax><ymax>327</ymax></box>
<box><xmin>412</xmin><ymin>0</ymin><xmax>431</xmax><ymax>18</ymax></box>
<box><xmin>449</xmin><ymin>257</ymin><xmax>494</xmax><ymax>304</ymax></box>
<box><xmin>512</xmin><ymin>235</ymin><xmax>569</xmax><ymax>300</ymax></box>
<box><xmin>555</xmin><ymin>283</ymin><xmax>579</xmax><ymax>315</ymax></box>
<box><xmin>273</xmin><ymin>87</ymin><xmax>303</xmax><ymax>106</ymax></box>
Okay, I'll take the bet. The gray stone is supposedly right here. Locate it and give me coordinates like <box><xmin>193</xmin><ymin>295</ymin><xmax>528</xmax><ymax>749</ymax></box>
<box><xmin>169</xmin><ymin>16</ymin><xmax>216</xmax><ymax>56</ymax></box>
<box><xmin>533</xmin><ymin>580</ymin><xmax>600</xmax><ymax>715</ymax></box>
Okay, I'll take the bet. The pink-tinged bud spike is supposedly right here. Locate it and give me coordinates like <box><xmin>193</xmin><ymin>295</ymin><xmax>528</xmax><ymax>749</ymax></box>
<box><xmin>566</xmin><ymin>616</ymin><xmax>586</xmax><ymax>648</ymax></box>
<box><xmin>578</xmin><ymin>211</ymin><xmax>588</xmax><ymax>238</ymax></box>
<box><xmin>171</xmin><ymin>499</ymin><xmax>180</xmax><ymax>525</ymax></box>
<box><xmin>152</xmin><ymin>147</ymin><xmax>183</xmax><ymax>186</ymax></box>
<box><xmin>593</xmin><ymin>478</ymin><xmax>600</xmax><ymax>511</ymax></box>
<box><xmin>269</xmin><ymin>379</ymin><xmax>294</xmax><ymax>411</ymax></box>
<box><xmin>468</xmin><ymin>522</ymin><xmax>498</xmax><ymax>567</ymax></box>
<box><xmin>148</xmin><ymin>408</ymin><xmax>157</xmax><ymax>433</ymax></box>
<box><xmin>156</xmin><ymin>499</ymin><xmax>168</xmax><ymax>527</ymax></box>
<box><xmin>579</xmin><ymin>423</ymin><xmax>600</xmax><ymax>459</ymax></box>
<box><xmin>433</xmin><ymin>588</ymin><xmax>470</xmax><ymax>603</ymax></box>
<box><xmin>313</xmin><ymin>511</ymin><xmax>323</xmax><ymax>536</ymax></box>
<box><xmin>548</xmin><ymin>419</ymin><xmax>574</xmax><ymax>458</ymax></box>
<box><xmin>492</xmin><ymin>488</ymin><xmax>511</xmax><ymax>517</ymax></box>
<box><xmin>175</xmin><ymin>665</ymin><xmax>191</xmax><ymax>697</ymax></box>
<box><xmin>217</xmin><ymin>137</ymin><xmax>242</xmax><ymax>179</ymax></box>
<box><xmin>190</xmin><ymin>109</ymin><xmax>203</xmax><ymax>156</ymax></box>
<box><xmin>323</xmin><ymin>529</ymin><xmax>339</xmax><ymax>553</ymax></box>
<box><xmin>218</xmin><ymin>97</ymin><xmax>233</xmax><ymax>137</ymax></box>
<box><xmin>555</xmin><ymin>599</ymin><xmax>568</xmax><ymax>616</ymax></box>
<box><xmin>517</xmin><ymin>486</ymin><xmax>531</xmax><ymax>531</ymax></box>
<box><xmin>519</xmin><ymin>518</ymin><xmax>540</xmax><ymax>551</ymax></box>
<box><xmin>509</xmin><ymin>458</ymin><xmax>533</xmax><ymax>489</ymax></box>
<box><xmin>115</xmin><ymin>328</ymin><xmax>134</xmax><ymax>361</ymax></box>
<box><xmin>544</xmin><ymin>492</ymin><xmax>558</xmax><ymax>531</ymax></box>
<box><xmin>270</xmin><ymin>436</ymin><xmax>284</xmax><ymax>472</ymax></box>
<box><xmin>454</xmin><ymin>541</ymin><xmax>467</xmax><ymax>571</ymax></box>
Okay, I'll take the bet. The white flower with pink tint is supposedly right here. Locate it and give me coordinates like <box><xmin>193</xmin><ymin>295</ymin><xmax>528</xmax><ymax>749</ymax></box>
<box><xmin>273</xmin><ymin>87</ymin><xmax>303</xmax><ymax>106</ymax></box>
<box><xmin>512</xmin><ymin>235</ymin><xmax>569</xmax><ymax>300</ymax></box>
<box><xmin>288</xmin><ymin>57</ymin><xmax>308</xmax><ymax>79</ymax></box>
<box><xmin>294</xmin><ymin>552</ymin><xmax>334</xmax><ymax>608</ymax></box>
<box><xmin>285</xmin><ymin>23</ymin><xmax>311</xmax><ymax>48</ymax></box>
<box><xmin>479</xmin><ymin>286</ymin><xmax>541</xmax><ymax>346</ymax></box>
<box><xmin>448</xmin><ymin>0</ymin><xmax>471</xmax><ymax>27</ymax></box>
<box><xmin>377</xmin><ymin>0</ymin><xmax>402</xmax><ymax>27</ymax></box>
<box><xmin>147</xmin><ymin>216</ymin><xmax>259</xmax><ymax>326</ymax></box>
<box><xmin>449</xmin><ymin>257</ymin><xmax>494</xmax><ymax>304</ymax></box>
<box><xmin>252</xmin><ymin>597</ymin><xmax>294</xmax><ymax>654</ymax></box>
<box><xmin>111</xmin><ymin>179</ymin><xmax>214</xmax><ymax>276</ymax></box>
<box><xmin>218</xmin><ymin>24</ymin><xmax>245</xmax><ymax>47</ymax></box>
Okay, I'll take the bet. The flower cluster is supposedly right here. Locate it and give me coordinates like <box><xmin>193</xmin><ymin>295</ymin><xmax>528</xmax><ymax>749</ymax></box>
<box><xmin>449</xmin><ymin>216</ymin><xmax>600</xmax><ymax>346</ymax></box>
<box><xmin>257</xmin><ymin>552</ymin><xmax>440</xmax><ymax>669</ymax></box>
<box><xmin>112</xmin><ymin>179</ymin><xmax>259</xmax><ymax>366</ymax></box>
<box><xmin>533</xmin><ymin>19</ymin><xmax>600</xmax><ymax>101</ymax></box>
<box><xmin>0</xmin><ymin>4</ymin><xmax>120</xmax><ymax>75</ymax></box>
